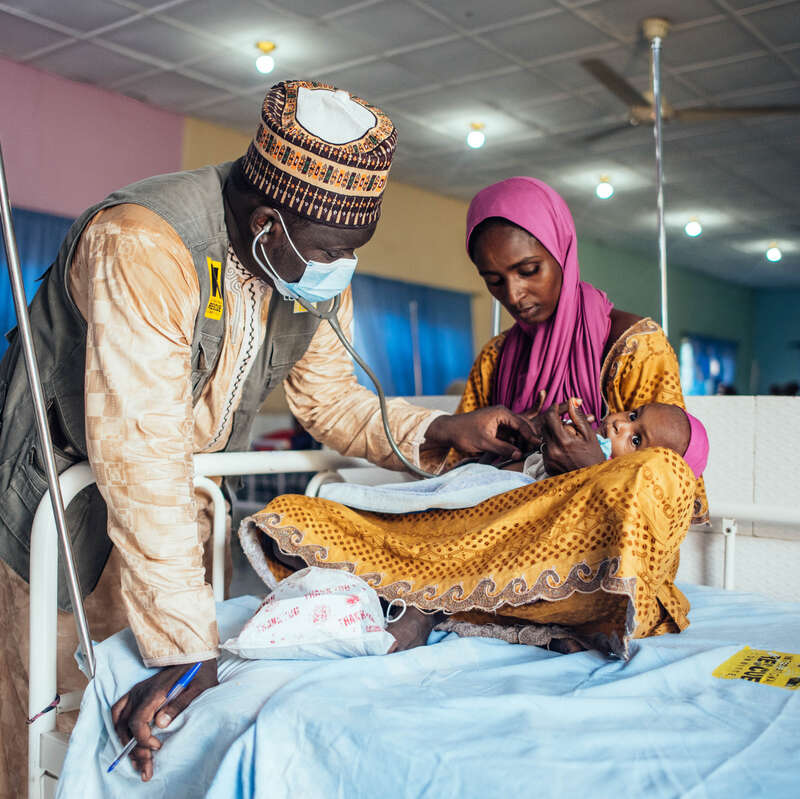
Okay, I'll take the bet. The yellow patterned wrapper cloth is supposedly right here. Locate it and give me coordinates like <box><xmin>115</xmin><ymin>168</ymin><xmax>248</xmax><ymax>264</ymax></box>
<box><xmin>245</xmin><ymin>319</ymin><xmax>705</xmax><ymax>656</ymax></box>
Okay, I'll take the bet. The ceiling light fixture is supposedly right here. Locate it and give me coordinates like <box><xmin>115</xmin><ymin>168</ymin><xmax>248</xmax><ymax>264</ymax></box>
<box><xmin>467</xmin><ymin>123</ymin><xmax>485</xmax><ymax>149</ymax></box>
<box><xmin>766</xmin><ymin>242</ymin><xmax>782</xmax><ymax>262</ymax></box>
<box><xmin>595</xmin><ymin>176</ymin><xmax>614</xmax><ymax>200</ymax></box>
<box><xmin>255</xmin><ymin>40</ymin><xmax>276</xmax><ymax>74</ymax></box>
<box><xmin>684</xmin><ymin>218</ymin><xmax>702</xmax><ymax>238</ymax></box>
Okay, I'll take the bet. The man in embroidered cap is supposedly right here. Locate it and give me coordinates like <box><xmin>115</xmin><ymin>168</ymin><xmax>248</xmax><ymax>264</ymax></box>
<box><xmin>0</xmin><ymin>81</ymin><xmax>535</xmax><ymax>787</ymax></box>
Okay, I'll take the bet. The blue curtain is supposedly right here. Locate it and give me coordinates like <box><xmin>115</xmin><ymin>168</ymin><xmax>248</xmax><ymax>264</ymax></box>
<box><xmin>679</xmin><ymin>333</ymin><xmax>738</xmax><ymax>396</ymax></box>
<box><xmin>0</xmin><ymin>207</ymin><xmax>73</xmax><ymax>357</ymax></box>
<box><xmin>350</xmin><ymin>274</ymin><xmax>473</xmax><ymax>396</ymax></box>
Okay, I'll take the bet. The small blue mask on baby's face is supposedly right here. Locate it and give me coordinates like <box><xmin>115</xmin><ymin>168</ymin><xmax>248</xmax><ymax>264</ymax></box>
<box><xmin>596</xmin><ymin>434</ymin><xmax>613</xmax><ymax>460</ymax></box>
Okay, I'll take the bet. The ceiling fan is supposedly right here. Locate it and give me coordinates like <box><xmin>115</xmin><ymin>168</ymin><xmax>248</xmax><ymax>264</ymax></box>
<box><xmin>581</xmin><ymin>17</ymin><xmax>800</xmax><ymax>143</ymax></box>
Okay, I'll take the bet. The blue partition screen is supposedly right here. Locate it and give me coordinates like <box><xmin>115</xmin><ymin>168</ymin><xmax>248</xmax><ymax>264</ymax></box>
<box><xmin>0</xmin><ymin>207</ymin><xmax>73</xmax><ymax>357</ymax></box>
<box><xmin>350</xmin><ymin>274</ymin><xmax>473</xmax><ymax>396</ymax></box>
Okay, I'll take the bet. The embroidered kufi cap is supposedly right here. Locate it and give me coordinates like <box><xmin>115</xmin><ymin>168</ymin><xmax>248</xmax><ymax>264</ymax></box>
<box><xmin>242</xmin><ymin>80</ymin><xmax>397</xmax><ymax>229</ymax></box>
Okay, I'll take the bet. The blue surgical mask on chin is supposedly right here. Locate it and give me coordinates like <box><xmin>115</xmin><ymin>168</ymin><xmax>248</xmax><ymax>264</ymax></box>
<box><xmin>250</xmin><ymin>210</ymin><xmax>357</xmax><ymax>304</ymax></box>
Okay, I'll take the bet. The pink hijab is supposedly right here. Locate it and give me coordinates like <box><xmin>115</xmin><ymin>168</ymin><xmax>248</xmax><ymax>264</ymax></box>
<box><xmin>467</xmin><ymin>177</ymin><xmax>614</xmax><ymax>422</ymax></box>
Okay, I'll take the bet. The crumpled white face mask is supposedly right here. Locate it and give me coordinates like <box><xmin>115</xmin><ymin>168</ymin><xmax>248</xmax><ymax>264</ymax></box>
<box><xmin>222</xmin><ymin>567</ymin><xmax>404</xmax><ymax>660</ymax></box>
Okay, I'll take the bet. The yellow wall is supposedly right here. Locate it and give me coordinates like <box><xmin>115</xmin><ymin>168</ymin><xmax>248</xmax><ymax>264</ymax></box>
<box><xmin>181</xmin><ymin>117</ymin><xmax>250</xmax><ymax>171</ymax></box>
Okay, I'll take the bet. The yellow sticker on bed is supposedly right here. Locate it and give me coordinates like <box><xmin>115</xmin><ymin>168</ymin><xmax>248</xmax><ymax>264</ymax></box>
<box><xmin>713</xmin><ymin>646</ymin><xmax>800</xmax><ymax>690</ymax></box>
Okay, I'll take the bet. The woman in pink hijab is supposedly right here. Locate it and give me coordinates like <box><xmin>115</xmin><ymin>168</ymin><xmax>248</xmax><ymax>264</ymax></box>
<box><xmin>462</xmin><ymin>176</ymin><xmax>673</xmax><ymax>475</ymax></box>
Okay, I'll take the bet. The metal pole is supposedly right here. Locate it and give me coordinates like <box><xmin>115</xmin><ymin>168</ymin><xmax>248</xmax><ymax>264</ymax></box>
<box><xmin>0</xmin><ymin>144</ymin><xmax>96</xmax><ymax>678</ymax></box>
<box><xmin>491</xmin><ymin>298</ymin><xmax>501</xmax><ymax>337</ymax></box>
<box><xmin>408</xmin><ymin>299</ymin><xmax>423</xmax><ymax>395</ymax></box>
<box><xmin>651</xmin><ymin>36</ymin><xmax>669</xmax><ymax>337</ymax></box>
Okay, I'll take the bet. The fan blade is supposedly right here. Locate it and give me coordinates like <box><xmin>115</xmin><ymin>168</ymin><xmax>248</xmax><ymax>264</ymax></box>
<box><xmin>581</xmin><ymin>59</ymin><xmax>649</xmax><ymax>108</ymax></box>
<box><xmin>674</xmin><ymin>105</ymin><xmax>800</xmax><ymax>122</ymax></box>
<box><xmin>583</xmin><ymin>122</ymin><xmax>637</xmax><ymax>144</ymax></box>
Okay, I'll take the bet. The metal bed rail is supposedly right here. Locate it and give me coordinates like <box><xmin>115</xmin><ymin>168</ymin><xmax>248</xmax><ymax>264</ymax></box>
<box><xmin>27</xmin><ymin>450</ymin><xmax>366</xmax><ymax>799</ymax></box>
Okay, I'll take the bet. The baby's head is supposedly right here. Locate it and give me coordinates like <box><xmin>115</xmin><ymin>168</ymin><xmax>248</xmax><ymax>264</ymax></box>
<box><xmin>601</xmin><ymin>403</ymin><xmax>709</xmax><ymax>477</ymax></box>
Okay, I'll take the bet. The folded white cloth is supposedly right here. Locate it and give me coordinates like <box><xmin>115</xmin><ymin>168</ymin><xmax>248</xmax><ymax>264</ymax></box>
<box><xmin>319</xmin><ymin>462</ymin><xmax>535</xmax><ymax>513</ymax></box>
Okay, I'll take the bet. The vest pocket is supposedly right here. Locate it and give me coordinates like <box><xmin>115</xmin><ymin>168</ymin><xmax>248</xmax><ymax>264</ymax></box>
<box><xmin>191</xmin><ymin>332</ymin><xmax>222</xmax><ymax>395</ymax></box>
<box><xmin>265</xmin><ymin>333</ymin><xmax>314</xmax><ymax>388</ymax></box>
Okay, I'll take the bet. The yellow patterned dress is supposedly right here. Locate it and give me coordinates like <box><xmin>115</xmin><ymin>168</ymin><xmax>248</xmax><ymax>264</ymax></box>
<box><xmin>244</xmin><ymin>319</ymin><xmax>707</xmax><ymax>656</ymax></box>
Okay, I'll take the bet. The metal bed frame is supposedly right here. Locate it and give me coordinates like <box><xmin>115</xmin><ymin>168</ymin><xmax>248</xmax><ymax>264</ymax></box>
<box><xmin>27</xmin><ymin>451</ymin><xmax>800</xmax><ymax>798</ymax></box>
<box><xmin>27</xmin><ymin>450</ymin><xmax>359</xmax><ymax>799</ymax></box>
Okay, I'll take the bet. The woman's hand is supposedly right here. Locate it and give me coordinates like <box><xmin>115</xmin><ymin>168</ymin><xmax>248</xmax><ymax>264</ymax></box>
<box><xmin>521</xmin><ymin>391</ymin><xmax>594</xmax><ymax>437</ymax></box>
<box><xmin>111</xmin><ymin>659</ymin><xmax>218</xmax><ymax>781</ymax></box>
<box><xmin>540</xmin><ymin>398</ymin><xmax>605</xmax><ymax>475</ymax></box>
<box><xmin>424</xmin><ymin>405</ymin><xmax>540</xmax><ymax>461</ymax></box>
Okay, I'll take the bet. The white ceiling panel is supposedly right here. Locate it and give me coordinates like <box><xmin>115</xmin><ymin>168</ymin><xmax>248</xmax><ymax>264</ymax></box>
<box><xmin>121</xmin><ymin>70</ymin><xmax>225</xmax><ymax>110</ymax></box>
<box><xmin>482</xmin><ymin>12</ymin><xmax>615</xmax><ymax>63</ymax></box>
<box><xmin>29</xmin><ymin>40</ymin><xmax>152</xmax><ymax>86</ymax></box>
<box><xmin>454</xmin><ymin>69</ymin><xmax>566</xmax><ymax>109</ymax></box>
<box><xmin>0</xmin><ymin>11</ymin><xmax>70</xmax><ymax>58</ymax></box>
<box><xmin>420</xmin><ymin>0</ymin><xmax>556</xmax><ymax>30</ymax></box>
<box><xmin>162</xmin><ymin>0</ymin><xmax>299</xmax><ymax>47</ymax></box>
<box><xmin>326</xmin><ymin>2</ymin><xmax>454</xmax><ymax>50</ymax></box>
<box><xmin>579</xmin><ymin>0</ymin><xmax>724</xmax><ymax>33</ymax></box>
<box><xmin>515</xmin><ymin>95</ymin><xmax>609</xmax><ymax>129</ymax></box>
<box><xmin>267</xmin><ymin>0</ymin><xmax>371</xmax><ymax>18</ymax></box>
<box><xmin>316</xmin><ymin>60</ymin><xmax>430</xmax><ymax>101</ymax></box>
<box><xmin>8</xmin><ymin>0</ymin><xmax>134</xmax><ymax>33</ymax></box>
<box><xmin>745</xmin><ymin>3</ymin><xmax>800</xmax><ymax>48</ymax></box>
<box><xmin>101</xmin><ymin>16</ymin><xmax>211</xmax><ymax>66</ymax></box>
<box><xmin>389</xmin><ymin>37</ymin><xmax>512</xmax><ymax>83</ymax></box>
<box><xmin>663</xmin><ymin>20</ymin><xmax>763</xmax><ymax>66</ymax></box>
<box><xmin>684</xmin><ymin>54</ymin><xmax>794</xmax><ymax>95</ymax></box>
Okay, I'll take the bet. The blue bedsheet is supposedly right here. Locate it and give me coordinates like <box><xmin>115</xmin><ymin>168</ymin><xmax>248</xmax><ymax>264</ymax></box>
<box><xmin>57</xmin><ymin>585</ymin><xmax>800</xmax><ymax>798</ymax></box>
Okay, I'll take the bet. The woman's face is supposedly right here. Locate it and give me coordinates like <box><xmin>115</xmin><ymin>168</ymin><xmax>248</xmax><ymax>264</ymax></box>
<box><xmin>471</xmin><ymin>222</ymin><xmax>563</xmax><ymax>326</ymax></box>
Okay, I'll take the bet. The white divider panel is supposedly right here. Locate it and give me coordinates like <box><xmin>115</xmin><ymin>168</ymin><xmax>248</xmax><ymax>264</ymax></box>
<box><xmin>685</xmin><ymin>395</ymin><xmax>755</xmax><ymax>535</ymax></box>
<box><xmin>753</xmin><ymin>396</ymin><xmax>800</xmax><ymax>541</ymax></box>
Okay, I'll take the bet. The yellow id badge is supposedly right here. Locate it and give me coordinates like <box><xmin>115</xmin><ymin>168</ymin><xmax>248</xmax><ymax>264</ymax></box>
<box><xmin>292</xmin><ymin>300</ymin><xmax>317</xmax><ymax>314</ymax></box>
<box><xmin>204</xmin><ymin>258</ymin><xmax>223</xmax><ymax>320</ymax></box>
<box><xmin>713</xmin><ymin>646</ymin><xmax>800</xmax><ymax>690</ymax></box>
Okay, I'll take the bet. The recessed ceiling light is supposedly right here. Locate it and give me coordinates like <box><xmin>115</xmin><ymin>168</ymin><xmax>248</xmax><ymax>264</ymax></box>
<box><xmin>684</xmin><ymin>218</ymin><xmax>702</xmax><ymax>237</ymax></box>
<box><xmin>467</xmin><ymin>122</ymin><xmax>485</xmax><ymax>149</ymax></box>
<box><xmin>255</xmin><ymin>40</ymin><xmax>276</xmax><ymax>74</ymax></box>
<box><xmin>595</xmin><ymin>176</ymin><xmax>614</xmax><ymax>200</ymax></box>
<box><xmin>766</xmin><ymin>242</ymin><xmax>782</xmax><ymax>262</ymax></box>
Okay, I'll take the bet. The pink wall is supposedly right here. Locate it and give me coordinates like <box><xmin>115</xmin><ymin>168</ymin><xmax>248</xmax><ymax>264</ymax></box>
<box><xmin>0</xmin><ymin>57</ymin><xmax>183</xmax><ymax>218</ymax></box>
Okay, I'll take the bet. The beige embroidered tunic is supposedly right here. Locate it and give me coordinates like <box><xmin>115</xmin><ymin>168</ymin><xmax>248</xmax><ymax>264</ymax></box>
<box><xmin>68</xmin><ymin>203</ymin><xmax>442</xmax><ymax>667</ymax></box>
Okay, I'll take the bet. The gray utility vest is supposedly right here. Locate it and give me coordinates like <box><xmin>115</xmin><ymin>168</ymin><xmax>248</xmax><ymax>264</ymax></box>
<box><xmin>0</xmin><ymin>162</ymin><xmax>331</xmax><ymax>610</ymax></box>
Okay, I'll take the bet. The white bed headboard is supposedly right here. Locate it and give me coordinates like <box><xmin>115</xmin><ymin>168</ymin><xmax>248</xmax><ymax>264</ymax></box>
<box><xmin>681</xmin><ymin>396</ymin><xmax>800</xmax><ymax>601</ymax></box>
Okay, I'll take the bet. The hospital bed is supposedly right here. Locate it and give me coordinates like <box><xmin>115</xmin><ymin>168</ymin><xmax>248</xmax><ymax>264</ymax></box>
<box><xmin>27</xmin><ymin>396</ymin><xmax>800</xmax><ymax>798</ymax></box>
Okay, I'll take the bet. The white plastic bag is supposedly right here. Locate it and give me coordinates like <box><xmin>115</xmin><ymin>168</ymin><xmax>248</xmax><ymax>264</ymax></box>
<box><xmin>221</xmin><ymin>567</ymin><xmax>398</xmax><ymax>660</ymax></box>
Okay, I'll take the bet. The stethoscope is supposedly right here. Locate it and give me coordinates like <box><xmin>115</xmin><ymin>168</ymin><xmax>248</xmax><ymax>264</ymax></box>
<box><xmin>252</xmin><ymin>224</ymin><xmax>436</xmax><ymax>479</ymax></box>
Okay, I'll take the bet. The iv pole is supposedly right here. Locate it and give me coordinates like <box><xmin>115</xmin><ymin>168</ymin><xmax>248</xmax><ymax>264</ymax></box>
<box><xmin>646</xmin><ymin>17</ymin><xmax>670</xmax><ymax>337</ymax></box>
<box><xmin>0</xmin><ymin>144</ymin><xmax>96</xmax><ymax>678</ymax></box>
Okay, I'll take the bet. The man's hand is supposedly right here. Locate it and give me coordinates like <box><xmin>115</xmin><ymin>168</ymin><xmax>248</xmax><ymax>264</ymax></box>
<box><xmin>111</xmin><ymin>658</ymin><xmax>218</xmax><ymax>781</ymax></box>
<box><xmin>423</xmin><ymin>405</ymin><xmax>539</xmax><ymax>461</ymax></box>
<box><xmin>540</xmin><ymin>398</ymin><xmax>605</xmax><ymax>475</ymax></box>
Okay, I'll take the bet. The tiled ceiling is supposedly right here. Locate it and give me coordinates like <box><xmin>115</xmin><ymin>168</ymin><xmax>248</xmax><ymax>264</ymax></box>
<box><xmin>1</xmin><ymin>0</ymin><xmax>799</xmax><ymax>287</ymax></box>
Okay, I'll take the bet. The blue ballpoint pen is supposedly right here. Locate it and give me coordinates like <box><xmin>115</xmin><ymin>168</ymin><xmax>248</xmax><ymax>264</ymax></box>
<box><xmin>107</xmin><ymin>661</ymin><xmax>204</xmax><ymax>774</ymax></box>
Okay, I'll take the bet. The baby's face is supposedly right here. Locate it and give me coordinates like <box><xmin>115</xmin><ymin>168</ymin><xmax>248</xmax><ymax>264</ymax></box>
<box><xmin>600</xmin><ymin>403</ymin><xmax>690</xmax><ymax>459</ymax></box>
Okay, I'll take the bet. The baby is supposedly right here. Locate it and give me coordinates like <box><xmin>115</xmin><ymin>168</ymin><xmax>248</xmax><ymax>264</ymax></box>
<box><xmin>518</xmin><ymin>401</ymin><xmax>709</xmax><ymax>480</ymax></box>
